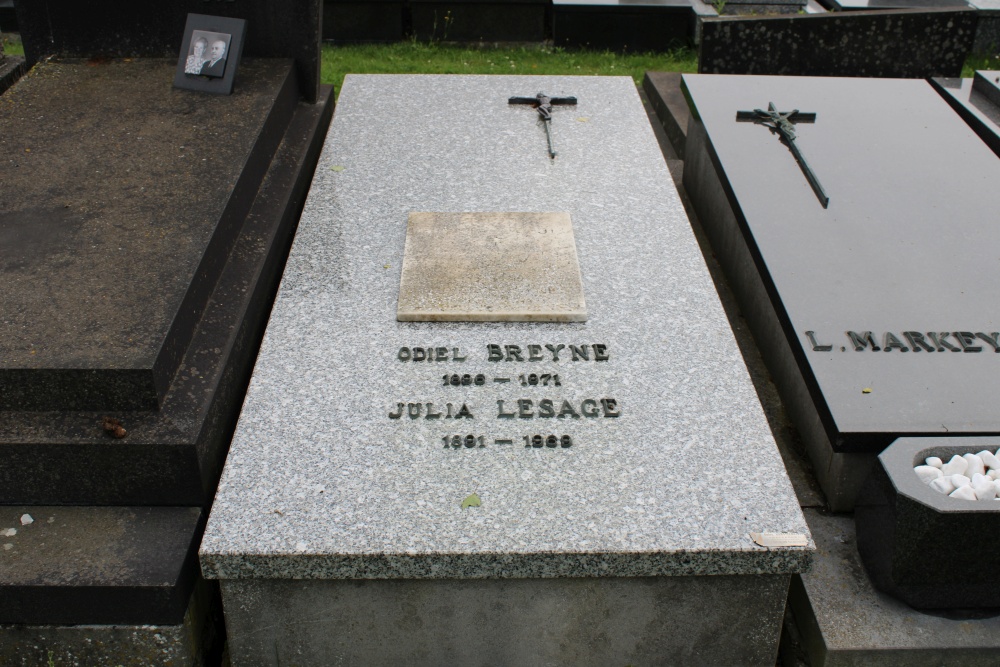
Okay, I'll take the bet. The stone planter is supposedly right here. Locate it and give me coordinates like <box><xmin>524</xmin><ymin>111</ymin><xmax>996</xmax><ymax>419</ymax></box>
<box><xmin>856</xmin><ymin>436</ymin><xmax>1000</xmax><ymax>610</ymax></box>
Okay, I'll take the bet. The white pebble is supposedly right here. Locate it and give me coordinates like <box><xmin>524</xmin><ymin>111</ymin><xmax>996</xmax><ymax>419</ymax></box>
<box><xmin>19</xmin><ymin>514</ymin><xmax>33</xmax><ymax>526</ymax></box>
<box><xmin>977</xmin><ymin>450</ymin><xmax>1000</xmax><ymax>470</ymax></box>
<box><xmin>951</xmin><ymin>474</ymin><xmax>972</xmax><ymax>488</ymax></box>
<box><xmin>964</xmin><ymin>453</ymin><xmax>986</xmax><ymax>476</ymax></box>
<box><xmin>941</xmin><ymin>455</ymin><xmax>968</xmax><ymax>476</ymax></box>
<box><xmin>914</xmin><ymin>465</ymin><xmax>943</xmax><ymax>484</ymax></box>
<box><xmin>950</xmin><ymin>486</ymin><xmax>978</xmax><ymax>501</ymax></box>
<box><xmin>990</xmin><ymin>469</ymin><xmax>1000</xmax><ymax>480</ymax></box>
<box><xmin>1</xmin><ymin>528</ymin><xmax>15</xmax><ymax>537</ymax></box>
<box><xmin>925</xmin><ymin>456</ymin><xmax>943</xmax><ymax>468</ymax></box>
<box><xmin>930</xmin><ymin>477</ymin><xmax>956</xmax><ymax>495</ymax></box>
<box><xmin>974</xmin><ymin>479</ymin><xmax>997</xmax><ymax>500</ymax></box>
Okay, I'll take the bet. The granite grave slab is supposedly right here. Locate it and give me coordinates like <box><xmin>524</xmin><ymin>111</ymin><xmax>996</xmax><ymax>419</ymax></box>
<box><xmin>201</xmin><ymin>74</ymin><xmax>812</xmax><ymax>666</ymax></box>
<box><xmin>698</xmin><ymin>8</ymin><xmax>977</xmax><ymax>78</ymax></box>
<box><xmin>931</xmin><ymin>70</ymin><xmax>1000</xmax><ymax>157</ymax></box>
<box><xmin>682</xmin><ymin>74</ymin><xmax>1000</xmax><ymax>511</ymax></box>
<box><xmin>1</xmin><ymin>2</ymin><xmax>334</xmax><ymax>662</ymax></box>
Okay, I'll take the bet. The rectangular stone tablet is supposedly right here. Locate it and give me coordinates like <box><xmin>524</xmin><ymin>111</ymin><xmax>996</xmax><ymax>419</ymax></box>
<box><xmin>397</xmin><ymin>211</ymin><xmax>586</xmax><ymax>322</ymax></box>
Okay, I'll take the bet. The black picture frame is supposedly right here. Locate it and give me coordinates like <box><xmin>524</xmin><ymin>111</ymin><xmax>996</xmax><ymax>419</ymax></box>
<box><xmin>173</xmin><ymin>14</ymin><xmax>247</xmax><ymax>95</ymax></box>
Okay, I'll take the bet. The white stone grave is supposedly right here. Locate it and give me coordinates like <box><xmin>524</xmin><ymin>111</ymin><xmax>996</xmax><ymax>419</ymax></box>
<box><xmin>200</xmin><ymin>74</ymin><xmax>811</xmax><ymax>666</ymax></box>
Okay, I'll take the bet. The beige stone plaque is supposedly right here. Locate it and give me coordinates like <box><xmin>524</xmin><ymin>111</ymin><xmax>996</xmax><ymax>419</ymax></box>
<box><xmin>397</xmin><ymin>212</ymin><xmax>587</xmax><ymax>322</ymax></box>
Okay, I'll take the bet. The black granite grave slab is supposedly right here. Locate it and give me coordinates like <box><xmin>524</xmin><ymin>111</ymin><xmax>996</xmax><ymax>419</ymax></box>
<box><xmin>699</xmin><ymin>8</ymin><xmax>977</xmax><ymax>78</ymax></box>
<box><xmin>0</xmin><ymin>61</ymin><xmax>335</xmax><ymax>506</ymax></box>
<box><xmin>13</xmin><ymin>0</ymin><xmax>322</xmax><ymax>102</ymax></box>
<box><xmin>553</xmin><ymin>0</ymin><xmax>702</xmax><ymax>52</ymax></box>
<box><xmin>324</xmin><ymin>0</ymin><xmax>406</xmax><ymax>42</ymax></box>
<box><xmin>681</xmin><ymin>74</ymin><xmax>1000</xmax><ymax>509</ymax></box>
<box><xmin>931</xmin><ymin>71</ymin><xmax>1000</xmax><ymax>157</ymax></box>
<box><xmin>856</xmin><ymin>436</ymin><xmax>1000</xmax><ymax>609</ymax></box>
<box><xmin>0</xmin><ymin>506</ymin><xmax>202</xmax><ymax>624</ymax></box>
<box><xmin>411</xmin><ymin>0</ymin><xmax>549</xmax><ymax>41</ymax></box>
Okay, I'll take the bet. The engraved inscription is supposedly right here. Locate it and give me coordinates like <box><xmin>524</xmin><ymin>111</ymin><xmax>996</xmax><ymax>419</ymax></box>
<box><xmin>804</xmin><ymin>331</ymin><xmax>1000</xmax><ymax>354</ymax></box>
<box><xmin>390</xmin><ymin>343</ymin><xmax>620</xmax><ymax>450</ymax></box>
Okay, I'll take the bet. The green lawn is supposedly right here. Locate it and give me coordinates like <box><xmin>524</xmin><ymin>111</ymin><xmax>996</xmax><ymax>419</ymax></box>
<box><xmin>2</xmin><ymin>36</ymin><xmax>23</xmax><ymax>56</ymax></box>
<box><xmin>320</xmin><ymin>42</ymin><xmax>697</xmax><ymax>95</ymax></box>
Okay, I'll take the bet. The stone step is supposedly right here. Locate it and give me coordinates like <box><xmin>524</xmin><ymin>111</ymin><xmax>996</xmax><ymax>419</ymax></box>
<box><xmin>0</xmin><ymin>67</ymin><xmax>334</xmax><ymax>507</ymax></box>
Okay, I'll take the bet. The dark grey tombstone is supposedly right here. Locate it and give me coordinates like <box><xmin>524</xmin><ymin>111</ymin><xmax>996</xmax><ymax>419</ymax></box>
<box><xmin>13</xmin><ymin>0</ymin><xmax>322</xmax><ymax>102</ymax></box>
<box><xmin>553</xmin><ymin>0</ymin><xmax>704</xmax><ymax>52</ymax></box>
<box><xmin>699</xmin><ymin>8</ymin><xmax>977</xmax><ymax>78</ymax></box>
<box><xmin>323</xmin><ymin>0</ymin><xmax>406</xmax><ymax>42</ymax></box>
<box><xmin>410</xmin><ymin>0</ymin><xmax>549</xmax><ymax>41</ymax></box>
<box><xmin>0</xmin><ymin>3</ymin><xmax>333</xmax><ymax>664</ymax></box>
<box><xmin>681</xmin><ymin>74</ymin><xmax>1000</xmax><ymax>512</ymax></box>
<box><xmin>855</xmin><ymin>437</ymin><xmax>1000</xmax><ymax>610</ymax></box>
<box><xmin>931</xmin><ymin>70</ymin><xmax>1000</xmax><ymax>157</ymax></box>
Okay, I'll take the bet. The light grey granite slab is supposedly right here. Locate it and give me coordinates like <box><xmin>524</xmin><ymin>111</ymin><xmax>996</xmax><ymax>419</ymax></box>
<box><xmin>200</xmin><ymin>75</ymin><xmax>811</xmax><ymax>580</ymax></box>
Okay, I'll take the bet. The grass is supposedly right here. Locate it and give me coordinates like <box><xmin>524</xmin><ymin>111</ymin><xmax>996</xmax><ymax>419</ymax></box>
<box><xmin>320</xmin><ymin>41</ymin><xmax>697</xmax><ymax>96</ymax></box>
<box><xmin>2</xmin><ymin>35</ymin><xmax>24</xmax><ymax>56</ymax></box>
<box><xmin>963</xmin><ymin>53</ymin><xmax>1000</xmax><ymax>78</ymax></box>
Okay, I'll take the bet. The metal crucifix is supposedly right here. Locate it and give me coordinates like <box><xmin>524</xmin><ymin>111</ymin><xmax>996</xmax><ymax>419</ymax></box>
<box><xmin>736</xmin><ymin>102</ymin><xmax>829</xmax><ymax>209</ymax></box>
<box><xmin>509</xmin><ymin>92</ymin><xmax>577</xmax><ymax>159</ymax></box>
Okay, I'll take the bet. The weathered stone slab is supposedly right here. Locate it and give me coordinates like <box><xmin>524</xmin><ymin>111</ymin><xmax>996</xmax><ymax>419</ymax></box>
<box><xmin>202</xmin><ymin>73</ymin><xmax>810</xmax><ymax>664</ymax></box>
<box><xmin>789</xmin><ymin>508</ymin><xmax>1000</xmax><ymax>667</ymax></box>
<box><xmin>682</xmin><ymin>74</ymin><xmax>1000</xmax><ymax>510</ymax></box>
<box><xmin>398</xmin><ymin>211</ymin><xmax>586</xmax><ymax>322</ymax></box>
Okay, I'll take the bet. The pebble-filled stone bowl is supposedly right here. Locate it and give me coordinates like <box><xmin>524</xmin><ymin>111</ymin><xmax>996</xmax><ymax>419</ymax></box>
<box><xmin>855</xmin><ymin>437</ymin><xmax>1000</xmax><ymax>610</ymax></box>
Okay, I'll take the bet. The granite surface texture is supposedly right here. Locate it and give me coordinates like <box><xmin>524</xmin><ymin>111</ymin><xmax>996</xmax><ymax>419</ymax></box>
<box><xmin>201</xmin><ymin>75</ymin><xmax>811</xmax><ymax>581</ymax></box>
<box><xmin>790</xmin><ymin>508</ymin><xmax>1000</xmax><ymax>666</ymax></box>
<box><xmin>698</xmin><ymin>9</ymin><xmax>977</xmax><ymax>78</ymax></box>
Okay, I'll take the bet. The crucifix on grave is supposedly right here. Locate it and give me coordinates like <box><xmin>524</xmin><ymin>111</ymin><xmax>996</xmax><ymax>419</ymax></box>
<box><xmin>736</xmin><ymin>102</ymin><xmax>830</xmax><ymax>208</ymax></box>
<box><xmin>509</xmin><ymin>92</ymin><xmax>577</xmax><ymax>159</ymax></box>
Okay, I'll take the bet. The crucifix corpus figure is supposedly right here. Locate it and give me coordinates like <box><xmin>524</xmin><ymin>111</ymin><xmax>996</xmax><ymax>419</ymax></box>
<box><xmin>736</xmin><ymin>102</ymin><xmax>830</xmax><ymax>209</ymax></box>
<box><xmin>509</xmin><ymin>92</ymin><xmax>577</xmax><ymax>159</ymax></box>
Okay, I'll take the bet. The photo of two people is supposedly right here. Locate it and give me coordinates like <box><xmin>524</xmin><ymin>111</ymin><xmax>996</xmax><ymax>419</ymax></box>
<box><xmin>184</xmin><ymin>30</ymin><xmax>230</xmax><ymax>78</ymax></box>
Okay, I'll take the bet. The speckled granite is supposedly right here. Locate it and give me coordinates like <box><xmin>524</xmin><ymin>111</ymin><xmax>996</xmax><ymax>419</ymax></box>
<box><xmin>698</xmin><ymin>9</ymin><xmax>977</xmax><ymax>78</ymax></box>
<box><xmin>200</xmin><ymin>75</ymin><xmax>811</xmax><ymax>581</ymax></box>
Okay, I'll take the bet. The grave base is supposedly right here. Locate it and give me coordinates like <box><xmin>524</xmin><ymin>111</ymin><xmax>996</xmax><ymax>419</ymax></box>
<box><xmin>682</xmin><ymin>116</ymin><xmax>873</xmax><ymax>512</ymax></box>
<box><xmin>221</xmin><ymin>574</ymin><xmax>790</xmax><ymax>666</ymax></box>
<box><xmin>789</xmin><ymin>509</ymin><xmax>1000</xmax><ymax>666</ymax></box>
<box><xmin>0</xmin><ymin>579</ymin><xmax>223</xmax><ymax>667</ymax></box>
<box><xmin>0</xmin><ymin>54</ymin><xmax>24</xmax><ymax>95</ymax></box>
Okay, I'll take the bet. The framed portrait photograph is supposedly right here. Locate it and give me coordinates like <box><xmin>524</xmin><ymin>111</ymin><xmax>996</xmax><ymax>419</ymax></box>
<box><xmin>173</xmin><ymin>14</ymin><xmax>247</xmax><ymax>95</ymax></box>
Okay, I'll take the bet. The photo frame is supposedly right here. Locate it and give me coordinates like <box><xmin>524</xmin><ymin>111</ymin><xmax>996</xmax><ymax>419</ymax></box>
<box><xmin>173</xmin><ymin>14</ymin><xmax>247</xmax><ymax>95</ymax></box>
